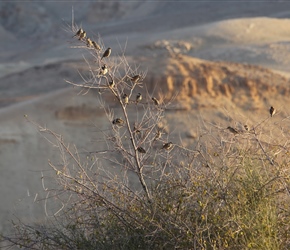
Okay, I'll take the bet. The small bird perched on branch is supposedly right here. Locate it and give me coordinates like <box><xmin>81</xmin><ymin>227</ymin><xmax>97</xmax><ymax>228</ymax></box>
<box><xmin>99</xmin><ymin>64</ymin><xmax>108</xmax><ymax>75</ymax></box>
<box><xmin>112</xmin><ymin>118</ymin><xmax>124</xmax><ymax>126</ymax></box>
<box><xmin>136</xmin><ymin>93</ymin><xmax>142</xmax><ymax>103</ymax></box>
<box><xmin>122</xmin><ymin>93</ymin><xmax>129</xmax><ymax>105</ymax></box>
<box><xmin>73</xmin><ymin>28</ymin><xmax>83</xmax><ymax>38</ymax></box>
<box><xmin>133</xmin><ymin>125</ymin><xmax>142</xmax><ymax>140</ymax></box>
<box><xmin>92</xmin><ymin>41</ymin><xmax>101</xmax><ymax>51</ymax></box>
<box><xmin>108</xmin><ymin>79</ymin><xmax>115</xmax><ymax>88</ymax></box>
<box><xmin>86</xmin><ymin>38</ymin><xmax>93</xmax><ymax>47</ymax></box>
<box><xmin>154</xmin><ymin>130</ymin><xmax>162</xmax><ymax>141</ymax></box>
<box><xmin>79</xmin><ymin>30</ymin><xmax>86</xmax><ymax>40</ymax></box>
<box><xmin>269</xmin><ymin>106</ymin><xmax>276</xmax><ymax>117</ymax></box>
<box><xmin>137</xmin><ymin>147</ymin><xmax>146</xmax><ymax>154</ymax></box>
<box><xmin>152</xmin><ymin>97</ymin><xmax>159</xmax><ymax>106</ymax></box>
<box><xmin>227</xmin><ymin>126</ymin><xmax>239</xmax><ymax>135</ymax></box>
<box><xmin>133</xmin><ymin>125</ymin><xmax>141</xmax><ymax>134</ymax></box>
<box><xmin>131</xmin><ymin>75</ymin><xmax>141</xmax><ymax>83</ymax></box>
<box><xmin>101</xmin><ymin>48</ymin><xmax>111</xmax><ymax>60</ymax></box>
<box><xmin>162</xmin><ymin>142</ymin><xmax>173</xmax><ymax>150</ymax></box>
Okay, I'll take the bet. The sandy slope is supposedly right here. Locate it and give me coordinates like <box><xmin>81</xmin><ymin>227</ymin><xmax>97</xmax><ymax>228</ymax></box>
<box><xmin>1</xmin><ymin>1</ymin><xmax>290</xmax><ymax>238</ymax></box>
<box><xmin>0</xmin><ymin>88</ymin><xmax>109</xmax><ymax>232</ymax></box>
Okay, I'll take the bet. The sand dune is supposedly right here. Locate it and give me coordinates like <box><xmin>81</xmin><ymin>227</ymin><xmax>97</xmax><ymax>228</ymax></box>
<box><xmin>199</xmin><ymin>17</ymin><xmax>290</xmax><ymax>44</ymax></box>
<box><xmin>139</xmin><ymin>17</ymin><xmax>290</xmax><ymax>73</ymax></box>
<box><xmin>0</xmin><ymin>87</ymin><xmax>108</xmax><ymax>233</ymax></box>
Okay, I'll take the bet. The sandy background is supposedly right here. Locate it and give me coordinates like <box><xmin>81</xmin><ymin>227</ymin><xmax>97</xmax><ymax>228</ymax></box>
<box><xmin>1</xmin><ymin>0</ymin><xmax>290</xmax><ymax>237</ymax></box>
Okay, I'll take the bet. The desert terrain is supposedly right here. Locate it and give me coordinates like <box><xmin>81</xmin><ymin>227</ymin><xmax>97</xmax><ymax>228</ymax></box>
<box><xmin>1</xmin><ymin>0</ymin><xmax>290</xmax><ymax>238</ymax></box>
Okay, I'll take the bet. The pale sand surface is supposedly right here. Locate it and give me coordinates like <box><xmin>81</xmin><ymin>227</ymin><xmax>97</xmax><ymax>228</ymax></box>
<box><xmin>1</xmin><ymin>1</ymin><xmax>290</xmax><ymax>238</ymax></box>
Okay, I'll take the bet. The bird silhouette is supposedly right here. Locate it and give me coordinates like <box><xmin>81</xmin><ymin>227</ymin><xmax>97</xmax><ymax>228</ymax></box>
<box><xmin>79</xmin><ymin>30</ymin><xmax>86</xmax><ymax>40</ymax></box>
<box><xmin>133</xmin><ymin>125</ymin><xmax>141</xmax><ymax>134</ymax></box>
<box><xmin>162</xmin><ymin>142</ymin><xmax>173</xmax><ymax>150</ymax></box>
<box><xmin>152</xmin><ymin>97</ymin><xmax>159</xmax><ymax>106</ymax></box>
<box><xmin>137</xmin><ymin>147</ymin><xmax>146</xmax><ymax>154</ymax></box>
<box><xmin>92</xmin><ymin>41</ymin><xmax>101</xmax><ymax>51</ymax></box>
<box><xmin>227</xmin><ymin>126</ymin><xmax>239</xmax><ymax>135</ymax></box>
<box><xmin>131</xmin><ymin>75</ymin><xmax>141</xmax><ymax>83</ymax></box>
<box><xmin>86</xmin><ymin>38</ymin><xmax>93</xmax><ymax>47</ymax></box>
<box><xmin>122</xmin><ymin>93</ymin><xmax>129</xmax><ymax>104</ymax></box>
<box><xmin>99</xmin><ymin>64</ymin><xmax>108</xmax><ymax>75</ymax></box>
<box><xmin>269</xmin><ymin>106</ymin><xmax>276</xmax><ymax>117</ymax></box>
<box><xmin>108</xmin><ymin>79</ymin><xmax>115</xmax><ymax>88</ymax></box>
<box><xmin>136</xmin><ymin>93</ymin><xmax>142</xmax><ymax>103</ymax></box>
<box><xmin>101</xmin><ymin>48</ymin><xmax>111</xmax><ymax>60</ymax></box>
<box><xmin>73</xmin><ymin>28</ymin><xmax>83</xmax><ymax>38</ymax></box>
<box><xmin>112</xmin><ymin>118</ymin><xmax>124</xmax><ymax>126</ymax></box>
<box><xmin>154</xmin><ymin>130</ymin><xmax>162</xmax><ymax>141</ymax></box>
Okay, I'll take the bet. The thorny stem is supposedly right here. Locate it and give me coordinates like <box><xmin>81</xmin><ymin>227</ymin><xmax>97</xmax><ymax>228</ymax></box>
<box><xmin>253</xmin><ymin>127</ymin><xmax>290</xmax><ymax>196</ymax></box>
<box><xmin>118</xmin><ymin>88</ymin><xmax>152</xmax><ymax>201</ymax></box>
<box><xmin>67</xmin><ymin>25</ymin><xmax>152</xmax><ymax>200</ymax></box>
<box><xmin>253</xmin><ymin>127</ymin><xmax>274</xmax><ymax>165</ymax></box>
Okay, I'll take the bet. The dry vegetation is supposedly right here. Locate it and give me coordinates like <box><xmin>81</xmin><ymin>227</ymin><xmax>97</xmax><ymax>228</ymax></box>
<box><xmin>2</xmin><ymin>22</ymin><xmax>290</xmax><ymax>250</ymax></box>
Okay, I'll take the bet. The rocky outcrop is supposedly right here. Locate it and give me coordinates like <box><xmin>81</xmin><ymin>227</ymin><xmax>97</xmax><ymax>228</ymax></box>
<box><xmin>141</xmin><ymin>54</ymin><xmax>290</xmax><ymax>109</ymax></box>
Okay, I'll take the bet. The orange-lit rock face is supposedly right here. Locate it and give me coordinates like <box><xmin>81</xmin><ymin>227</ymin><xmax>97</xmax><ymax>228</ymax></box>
<box><xmin>140</xmin><ymin>54</ymin><xmax>290</xmax><ymax>109</ymax></box>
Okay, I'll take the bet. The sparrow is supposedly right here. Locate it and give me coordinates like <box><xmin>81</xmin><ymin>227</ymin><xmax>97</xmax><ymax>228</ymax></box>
<box><xmin>79</xmin><ymin>30</ymin><xmax>86</xmax><ymax>40</ymax></box>
<box><xmin>92</xmin><ymin>41</ymin><xmax>101</xmax><ymax>51</ymax></box>
<box><xmin>162</xmin><ymin>142</ymin><xmax>173</xmax><ymax>150</ymax></box>
<box><xmin>269</xmin><ymin>106</ymin><xmax>276</xmax><ymax>117</ymax></box>
<box><xmin>152</xmin><ymin>97</ymin><xmax>159</xmax><ymax>106</ymax></box>
<box><xmin>101</xmin><ymin>48</ymin><xmax>111</xmax><ymax>60</ymax></box>
<box><xmin>122</xmin><ymin>93</ymin><xmax>129</xmax><ymax>104</ymax></box>
<box><xmin>154</xmin><ymin>130</ymin><xmax>162</xmax><ymax>141</ymax></box>
<box><xmin>99</xmin><ymin>64</ymin><xmax>108</xmax><ymax>75</ymax></box>
<box><xmin>227</xmin><ymin>126</ymin><xmax>239</xmax><ymax>135</ymax></box>
<box><xmin>133</xmin><ymin>125</ymin><xmax>141</xmax><ymax>134</ymax></box>
<box><xmin>131</xmin><ymin>75</ymin><xmax>141</xmax><ymax>83</ymax></box>
<box><xmin>108</xmin><ymin>79</ymin><xmax>115</xmax><ymax>88</ymax></box>
<box><xmin>73</xmin><ymin>28</ymin><xmax>83</xmax><ymax>38</ymax></box>
<box><xmin>136</xmin><ymin>93</ymin><xmax>142</xmax><ymax>103</ymax></box>
<box><xmin>133</xmin><ymin>125</ymin><xmax>142</xmax><ymax>140</ymax></box>
<box><xmin>86</xmin><ymin>38</ymin><xmax>93</xmax><ymax>47</ymax></box>
<box><xmin>112</xmin><ymin>118</ymin><xmax>124</xmax><ymax>126</ymax></box>
<box><xmin>137</xmin><ymin>147</ymin><xmax>146</xmax><ymax>154</ymax></box>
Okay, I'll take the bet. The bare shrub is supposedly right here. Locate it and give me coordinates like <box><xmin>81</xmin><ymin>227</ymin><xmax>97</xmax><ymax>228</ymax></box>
<box><xmin>2</xmin><ymin>22</ymin><xmax>290</xmax><ymax>250</ymax></box>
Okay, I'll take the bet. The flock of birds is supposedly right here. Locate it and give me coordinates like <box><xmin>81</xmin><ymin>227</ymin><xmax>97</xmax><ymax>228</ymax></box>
<box><xmin>73</xmin><ymin>28</ymin><xmax>277</xmax><ymax>151</ymax></box>
<box><xmin>73</xmin><ymin>28</ymin><xmax>173</xmax><ymax>152</ymax></box>
<box><xmin>73</xmin><ymin>29</ymin><xmax>278</xmax><ymax>151</ymax></box>
<box><xmin>227</xmin><ymin>106</ymin><xmax>276</xmax><ymax>135</ymax></box>
<box><xmin>74</xmin><ymin>28</ymin><xmax>161</xmax><ymax>107</ymax></box>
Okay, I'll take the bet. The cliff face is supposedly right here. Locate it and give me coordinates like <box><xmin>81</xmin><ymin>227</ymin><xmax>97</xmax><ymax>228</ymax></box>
<box><xmin>141</xmin><ymin>54</ymin><xmax>290</xmax><ymax>109</ymax></box>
